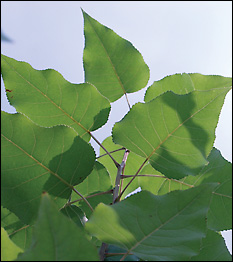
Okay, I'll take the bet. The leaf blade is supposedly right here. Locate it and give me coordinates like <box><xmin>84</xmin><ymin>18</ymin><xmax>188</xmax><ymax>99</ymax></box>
<box><xmin>86</xmin><ymin>183</ymin><xmax>218</xmax><ymax>261</ymax></box>
<box><xmin>113</xmin><ymin>87</ymin><xmax>231</xmax><ymax>179</ymax></box>
<box><xmin>82</xmin><ymin>10</ymin><xmax>150</xmax><ymax>103</ymax></box>
<box><xmin>1</xmin><ymin>112</ymin><xmax>95</xmax><ymax>224</ymax></box>
<box><xmin>1</xmin><ymin>54</ymin><xmax>110</xmax><ymax>141</ymax></box>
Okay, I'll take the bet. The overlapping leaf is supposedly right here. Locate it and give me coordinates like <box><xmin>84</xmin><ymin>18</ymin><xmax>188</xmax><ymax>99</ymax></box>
<box><xmin>1</xmin><ymin>112</ymin><xmax>95</xmax><ymax>224</ymax></box>
<box><xmin>82</xmin><ymin>10</ymin><xmax>150</xmax><ymax>103</ymax></box>
<box><xmin>1</xmin><ymin>54</ymin><xmax>110</xmax><ymax>141</ymax></box>
<box><xmin>86</xmin><ymin>183</ymin><xmax>218</xmax><ymax>261</ymax></box>
<box><xmin>190</xmin><ymin>229</ymin><xmax>231</xmax><ymax>261</ymax></box>
<box><xmin>139</xmin><ymin>147</ymin><xmax>232</xmax><ymax>231</ymax></box>
<box><xmin>16</xmin><ymin>193</ymin><xmax>99</xmax><ymax>261</ymax></box>
<box><xmin>71</xmin><ymin>161</ymin><xmax>113</xmax><ymax>218</ymax></box>
<box><xmin>1</xmin><ymin>227</ymin><xmax>23</xmax><ymax>261</ymax></box>
<box><xmin>144</xmin><ymin>73</ymin><xmax>232</xmax><ymax>102</ymax></box>
<box><xmin>112</xmin><ymin>87</ymin><xmax>231</xmax><ymax>179</ymax></box>
<box><xmin>1</xmin><ymin>206</ymin><xmax>32</xmax><ymax>250</ymax></box>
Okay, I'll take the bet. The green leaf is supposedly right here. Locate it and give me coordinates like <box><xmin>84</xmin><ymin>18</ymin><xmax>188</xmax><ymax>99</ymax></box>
<box><xmin>60</xmin><ymin>205</ymin><xmax>86</xmax><ymax>228</ymax></box>
<box><xmin>71</xmin><ymin>161</ymin><xmax>113</xmax><ymax>218</ymax></box>
<box><xmin>1</xmin><ymin>112</ymin><xmax>95</xmax><ymax>224</ymax></box>
<box><xmin>16</xmin><ymin>193</ymin><xmax>99</xmax><ymax>261</ymax></box>
<box><xmin>190</xmin><ymin>230</ymin><xmax>232</xmax><ymax>261</ymax></box>
<box><xmin>105</xmin><ymin>245</ymin><xmax>140</xmax><ymax>261</ymax></box>
<box><xmin>144</xmin><ymin>73</ymin><xmax>232</xmax><ymax>102</ymax></box>
<box><xmin>73</xmin><ymin>161</ymin><xmax>112</xmax><ymax>197</ymax></box>
<box><xmin>86</xmin><ymin>183</ymin><xmax>217</xmax><ymax>261</ymax></box>
<box><xmin>1</xmin><ymin>206</ymin><xmax>32</xmax><ymax>250</ymax></box>
<box><xmin>98</xmin><ymin>136</ymin><xmax>142</xmax><ymax>198</ymax></box>
<box><xmin>1</xmin><ymin>227</ymin><xmax>23</xmax><ymax>261</ymax></box>
<box><xmin>112</xmin><ymin>87</ymin><xmax>231</xmax><ymax>179</ymax></box>
<box><xmin>82</xmin><ymin>10</ymin><xmax>150</xmax><ymax>103</ymax></box>
<box><xmin>139</xmin><ymin>147</ymin><xmax>232</xmax><ymax>231</ymax></box>
<box><xmin>1</xmin><ymin>54</ymin><xmax>110</xmax><ymax>141</ymax></box>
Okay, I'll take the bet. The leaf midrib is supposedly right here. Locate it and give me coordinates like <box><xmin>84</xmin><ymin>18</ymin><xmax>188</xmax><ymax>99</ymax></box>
<box><xmin>145</xmin><ymin>88</ymin><xmax>231</xmax><ymax>162</ymax></box>
<box><xmin>1</xmin><ymin>133</ymin><xmax>72</xmax><ymax>189</ymax></box>
<box><xmin>122</xmin><ymin>191</ymin><xmax>207</xmax><ymax>260</ymax></box>
<box><xmin>85</xmin><ymin>14</ymin><xmax>131</xmax><ymax>106</ymax></box>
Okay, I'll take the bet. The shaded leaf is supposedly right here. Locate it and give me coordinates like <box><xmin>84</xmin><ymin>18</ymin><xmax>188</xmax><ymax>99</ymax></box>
<box><xmin>139</xmin><ymin>147</ymin><xmax>232</xmax><ymax>231</ymax></box>
<box><xmin>105</xmin><ymin>245</ymin><xmax>140</xmax><ymax>261</ymax></box>
<box><xmin>144</xmin><ymin>73</ymin><xmax>232</xmax><ymax>102</ymax></box>
<box><xmin>1</xmin><ymin>227</ymin><xmax>23</xmax><ymax>261</ymax></box>
<box><xmin>69</xmin><ymin>161</ymin><xmax>113</xmax><ymax>218</ymax></box>
<box><xmin>86</xmin><ymin>183</ymin><xmax>217</xmax><ymax>261</ymax></box>
<box><xmin>190</xmin><ymin>230</ymin><xmax>232</xmax><ymax>261</ymax></box>
<box><xmin>1</xmin><ymin>112</ymin><xmax>95</xmax><ymax>224</ymax></box>
<box><xmin>73</xmin><ymin>161</ymin><xmax>112</xmax><ymax>197</ymax></box>
<box><xmin>1</xmin><ymin>206</ymin><xmax>32</xmax><ymax>250</ymax></box>
<box><xmin>60</xmin><ymin>205</ymin><xmax>86</xmax><ymax>228</ymax></box>
<box><xmin>82</xmin><ymin>10</ymin><xmax>150</xmax><ymax>103</ymax></box>
<box><xmin>112</xmin><ymin>87</ymin><xmax>231</xmax><ymax>179</ymax></box>
<box><xmin>16</xmin><ymin>193</ymin><xmax>99</xmax><ymax>261</ymax></box>
<box><xmin>1</xmin><ymin>54</ymin><xmax>110</xmax><ymax>141</ymax></box>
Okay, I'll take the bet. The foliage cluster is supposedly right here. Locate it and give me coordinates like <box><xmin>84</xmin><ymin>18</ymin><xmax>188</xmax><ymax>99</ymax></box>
<box><xmin>1</xmin><ymin>10</ymin><xmax>232</xmax><ymax>261</ymax></box>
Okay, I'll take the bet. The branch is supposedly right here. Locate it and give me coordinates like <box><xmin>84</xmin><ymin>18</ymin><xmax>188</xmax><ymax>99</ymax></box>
<box><xmin>116</xmin><ymin>157</ymin><xmax>148</xmax><ymax>202</ymax></box>
<box><xmin>113</xmin><ymin>149</ymin><xmax>130</xmax><ymax>203</ymax></box>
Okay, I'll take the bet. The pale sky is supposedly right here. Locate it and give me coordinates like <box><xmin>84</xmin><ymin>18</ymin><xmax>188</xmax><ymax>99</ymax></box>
<box><xmin>1</xmin><ymin>1</ymin><xmax>232</xmax><ymax>253</ymax></box>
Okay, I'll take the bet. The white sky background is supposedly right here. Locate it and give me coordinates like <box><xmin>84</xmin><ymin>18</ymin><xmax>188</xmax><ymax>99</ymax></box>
<box><xmin>1</xmin><ymin>1</ymin><xmax>232</xmax><ymax>253</ymax></box>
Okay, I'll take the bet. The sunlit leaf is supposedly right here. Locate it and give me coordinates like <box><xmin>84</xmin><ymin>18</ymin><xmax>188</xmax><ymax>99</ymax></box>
<box><xmin>1</xmin><ymin>54</ymin><xmax>110</xmax><ymax>141</ymax></box>
<box><xmin>86</xmin><ymin>183</ymin><xmax>217</xmax><ymax>261</ymax></box>
<box><xmin>82</xmin><ymin>10</ymin><xmax>150</xmax><ymax>104</ymax></box>
<box><xmin>16</xmin><ymin>193</ymin><xmax>99</xmax><ymax>261</ymax></box>
<box><xmin>144</xmin><ymin>73</ymin><xmax>232</xmax><ymax>102</ymax></box>
<box><xmin>1</xmin><ymin>112</ymin><xmax>95</xmax><ymax>224</ymax></box>
<box><xmin>112</xmin><ymin>87</ymin><xmax>231</xmax><ymax>179</ymax></box>
<box><xmin>1</xmin><ymin>227</ymin><xmax>23</xmax><ymax>261</ymax></box>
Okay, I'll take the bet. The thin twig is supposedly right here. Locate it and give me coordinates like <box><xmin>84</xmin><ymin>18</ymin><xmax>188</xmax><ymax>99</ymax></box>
<box><xmin>90</xmin><ymin>133</ymin><xmax>120</xmax><ymax>168</ymax></box>
<box><xmin>96</xmin><ymin>147</ymin><xmax>126</xmax><ymax>159</ymax></box>
<box><xmin>65</xmin><ymin>189</ymin><xmax>113</xmax><ymax>207</ymax></box>
<box><xmin>72</xmin><ymin>187</ymin><xmax>94</xmax><ymax>212</ymax></box>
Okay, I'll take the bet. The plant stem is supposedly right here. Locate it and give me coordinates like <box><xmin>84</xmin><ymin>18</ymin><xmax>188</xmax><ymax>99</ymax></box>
<box><xmin>99</xmin><ymin>149</ymin><xmax>130</xmax><ymax>260</ymax></box>
<box><xmin>113</xmin><ymin>149</ymin><xmax>130</xmax><ymax>203</ymax></box>
<box><xmin>116</xmin><ymin>157</ymin><xmax>148</xmax><ymax>202</ymax></box>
